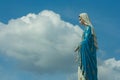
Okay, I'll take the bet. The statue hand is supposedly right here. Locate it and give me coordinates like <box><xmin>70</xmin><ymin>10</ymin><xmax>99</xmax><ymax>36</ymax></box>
<box><xmin>74</xmin><ymin>46</ymin><xmax>79</xmax><ymax>52</ymax></box>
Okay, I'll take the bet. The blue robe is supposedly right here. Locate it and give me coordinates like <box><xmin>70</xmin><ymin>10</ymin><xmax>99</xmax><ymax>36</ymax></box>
<box><xmin>78</xmin><ymin>26</ymin><xmax>98</xmax><ymax>80</ymax></box>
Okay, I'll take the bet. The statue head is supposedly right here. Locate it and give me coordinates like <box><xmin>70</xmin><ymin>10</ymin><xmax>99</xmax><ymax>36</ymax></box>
<box><xmin>79</xmin><ymin>13</ymin><xmax>92</xmax><ymax>27</ymax></box>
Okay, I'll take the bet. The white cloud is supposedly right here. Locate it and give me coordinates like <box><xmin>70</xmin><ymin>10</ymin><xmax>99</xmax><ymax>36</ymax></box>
<box><xmin>98</xmin><ymin>58</ymin><xmax>120</xmax><ymax>80</ymax></box>
<box><xmin>0</xmin><ymin>10</ymin><xmax>83</xmax><ymax>74</ymax></box>
<box><xmin>0</xmin><ymin>10</ymin><xmax>120</xmax><ymax>79</ymax></box>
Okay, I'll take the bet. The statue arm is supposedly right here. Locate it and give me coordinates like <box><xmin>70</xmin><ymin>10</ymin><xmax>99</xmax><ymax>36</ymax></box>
<box><xmin>74</xmin><ymin>26</ymin><xmax>91</xmax><ymax>52</ymax></box>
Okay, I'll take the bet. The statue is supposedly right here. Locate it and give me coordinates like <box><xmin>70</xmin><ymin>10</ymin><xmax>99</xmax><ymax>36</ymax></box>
<box><xmin>75</xmin><ymin>13</ymin><xmax>98</xmax><ymax>80</ymax></box>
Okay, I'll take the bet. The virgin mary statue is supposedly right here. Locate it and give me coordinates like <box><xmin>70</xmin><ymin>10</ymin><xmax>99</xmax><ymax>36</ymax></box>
<box><xmin>75</xmin><ymin>13</ymin><xmax>98</xmax><ymax>80</ymax></box>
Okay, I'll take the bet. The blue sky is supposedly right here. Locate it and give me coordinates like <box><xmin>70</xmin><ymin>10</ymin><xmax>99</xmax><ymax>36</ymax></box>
<box><xmin>0</xmin><ymin>0</ymin><xmax>120</xmax><ymax>80</ymax></box>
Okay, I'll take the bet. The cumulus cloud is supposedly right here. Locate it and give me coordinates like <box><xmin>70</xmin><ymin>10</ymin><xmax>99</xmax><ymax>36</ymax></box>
<box><xmin>0</xmin><ymin>10</ymin><xmax>120</xmax><ymax>80</ymax></box>
<box><xmin>98</xmin><ymin>58</ymin><xmax>120</xmax><ymax>80</ymax></box>
<box><xmin>0</xmin><ymin>10</ymin><xmax>83</xmax><ymax>74</ymax></box>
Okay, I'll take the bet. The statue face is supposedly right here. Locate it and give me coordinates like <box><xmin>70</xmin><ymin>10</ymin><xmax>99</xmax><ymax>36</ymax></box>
<box><xmin>79</xmin><ymin>16</ymin><xmax>85</xmax><ymax>26</ymax></box>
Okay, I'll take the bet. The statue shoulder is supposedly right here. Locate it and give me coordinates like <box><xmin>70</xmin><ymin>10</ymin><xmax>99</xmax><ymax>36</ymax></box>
<box><xmin>85</xmin><ymin>26</ymin><xmax>91</xmax><ymax>32</ymax></box>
